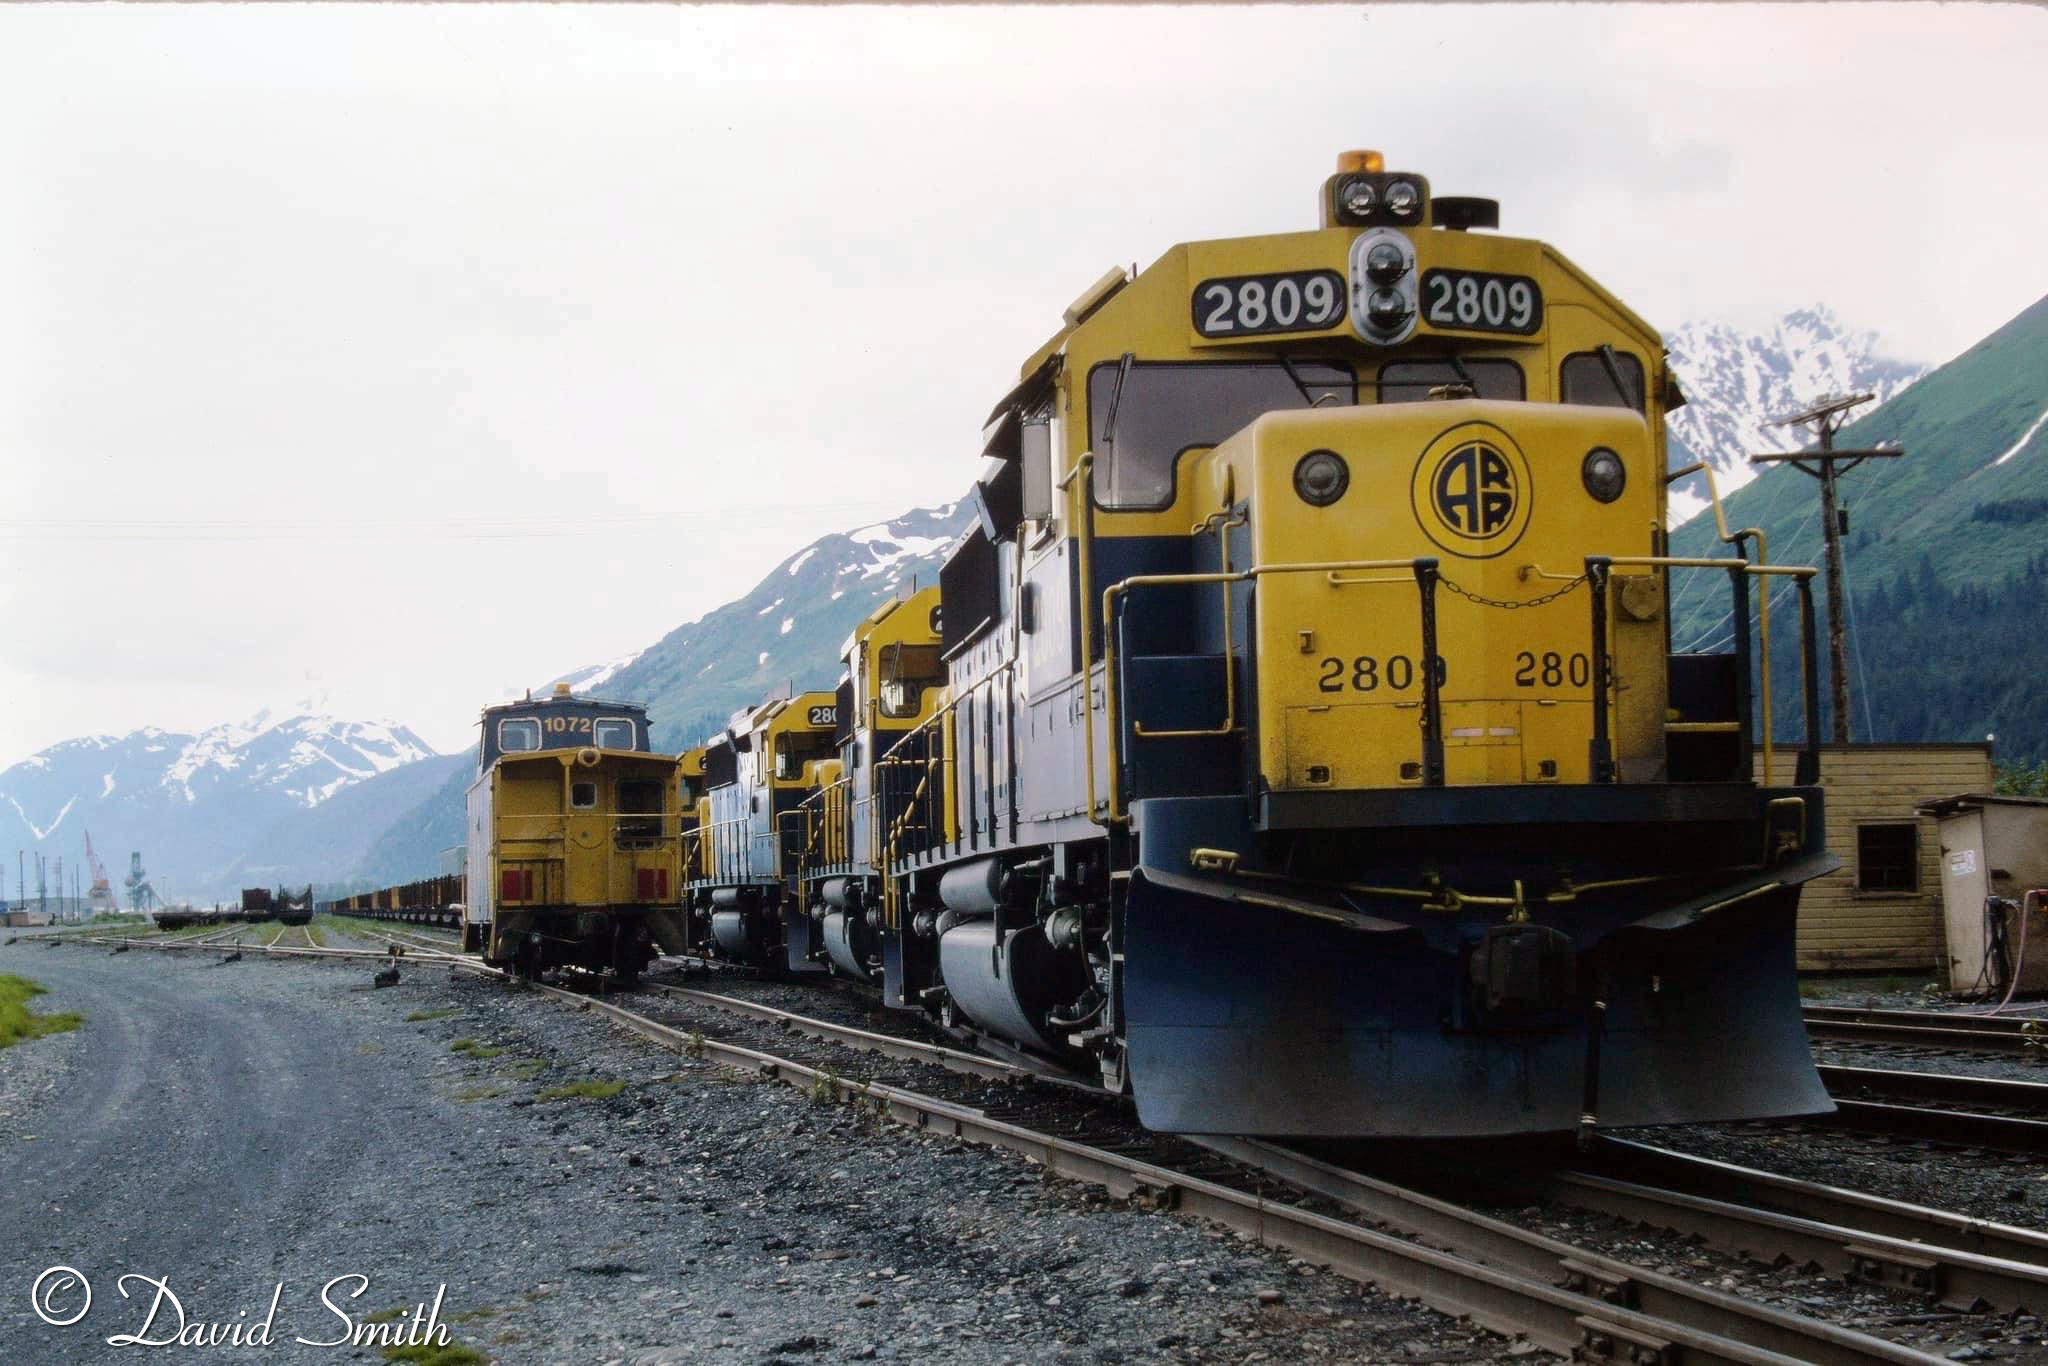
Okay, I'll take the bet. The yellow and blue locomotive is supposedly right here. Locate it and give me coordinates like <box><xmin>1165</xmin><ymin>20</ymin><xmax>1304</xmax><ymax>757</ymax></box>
<box><xmin>463</xmin><ymin>685</ymin><xmax>687</xmax><ymax>980</ymax></box>
<box><xmin>789</xmin><ymin>586</ymin><xmax>948</xmax><ymax>980</ymax></box>
<box><xmin>683</xmin><ymin>689</ymin><xmax>841</xmax><ymax>970</ymax></box>
<box><xmin>866</xmin><ymin>151</ymin><xmax>1835</xmax><ymax>1138</ymax></box>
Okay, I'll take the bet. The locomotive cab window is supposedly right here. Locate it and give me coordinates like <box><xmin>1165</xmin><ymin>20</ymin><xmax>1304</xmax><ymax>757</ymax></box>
<box><xmin>1377</xmin><ymin>359</ymin><xmax>1525</xmax><ymax>404</ymax></box>
<box><xmin>498</xmin><ymin>718</ymin><xmax>541</xmax><ymax>753</ymax></box>
<box><xmin>593</xmin><ymin>718</ymin><xmax>635</xmax><ymax>750</ymax></box>
<box><xmin>774</xmin><ymin>729</ymin><xmax>836</xmax><ymax>781</ymax></box>
<box><xmin>1087</xmin><ymin>360</ymin><xmax>1354</xmax><ymax>510</ymax></box>
<box><xmin>878</xmin><ymin>642</ymin><xmax>944</xmax><ymax>719</ymax></box>
<box><xmin>1561</xmin><ymin>350</ymin><xmax>1645</xmax><ymax>411</ymax></box>
<box><xmin>1855</xmin><ymin>823</ymin><xmax>1919</xmax><ymax>894</ymax></box>
<box><xmin>570</xmin><ymin>780</ymin><xmax>598</xmax><ymax>809</ymax></box>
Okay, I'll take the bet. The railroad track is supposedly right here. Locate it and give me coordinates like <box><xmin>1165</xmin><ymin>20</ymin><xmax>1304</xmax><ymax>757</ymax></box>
<box><xmin>1812</xmin><ymin>1064</ymin><xmax>2048</xmax><ymax>1156</ymax></box>
<box><xmin>1805</xmin><ymin>1005</ymin><xmax>2048</xmax><ymax>1055</ymax></box>
<box><xmin>51</xmin><ymin>932</ymin><xmax>2043</xmax><ymax>1356</ymax></box>
<box><xmin>620</xmin><ymin>980</ymin><xmax>2048</xmax><ymax>1357</ymax></box>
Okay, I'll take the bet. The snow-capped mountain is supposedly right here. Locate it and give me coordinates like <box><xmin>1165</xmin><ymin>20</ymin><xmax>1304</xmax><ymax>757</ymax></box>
<box><xmin>568</xmin><ymin>501</ymin><xmax>971</xmax><ymax>750</ymax></box>
<box><xmin>356</xmin><ymin>502</ymin><xmax>978</xmax><ymax>884</ymax></box>
<box><xmin>0</xmin><ymin>712</ymin><xmax>439</xmax><ymax>902</ymax></box>
<box><xmin>1665</xmin><ymin>306</ymin><xmax>1929</xmax><ymax>524</ymax></box>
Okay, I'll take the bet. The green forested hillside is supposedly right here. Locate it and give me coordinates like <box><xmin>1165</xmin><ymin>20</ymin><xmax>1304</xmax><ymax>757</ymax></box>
<box><xmin>1672</xmin><ymin>293</ymin><xmax>2048</xmax><ymax>760</ymax></box>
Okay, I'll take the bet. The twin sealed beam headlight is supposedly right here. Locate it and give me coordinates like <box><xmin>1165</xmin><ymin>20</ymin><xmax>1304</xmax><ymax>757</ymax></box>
<box><xmin>1348</xmin><ymin>227</ymin><xmax>1417</xmax><ymax>345</ymax></box>
<box><xmin>1293</xmin><ymin>450</ymin><xmax>1350</xmax><ymax>507</ymax></box>
<box><xmin>1582</xmin><ymin>447</ymin><xmax>1627</xmax><ymax>503</ymax></box>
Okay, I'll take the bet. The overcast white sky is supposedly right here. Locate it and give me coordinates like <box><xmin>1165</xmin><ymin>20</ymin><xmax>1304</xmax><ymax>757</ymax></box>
<box><xmin>3</xmin><ymin>3</ymin><xmax>2042</xmax><ymax>765</ymax></box>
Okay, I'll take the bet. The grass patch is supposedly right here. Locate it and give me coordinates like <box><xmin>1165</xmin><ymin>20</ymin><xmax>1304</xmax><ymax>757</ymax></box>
<box><xmin>536</xmin><ymin>1079</ymin><xmax>624</xmax><ymax>1103</ymax></box>
<box><xmin>0</xmin><ymin>975</ymin><xmax>83</xmax><ymax>1049</ymax></box>
<box><xmin>449</xmin><ymin>1039</ymin><xmax>509</xmax><ymax>1060</ymax></box>
<box><xmin>304</xmin><ymin>924</ymin><xmax>325</xmax><ymax>948</ymax></box>
<box><xmin>407</xmin><ymin>1008</ymin><xmax>458</xmax><ymax>1023</ymax></box>
<box><xmin>362</xmin><ymin>1307</ymin><xmax>408</xmax><ymax>1325</ymax></box>
<box><xmin>454</xmin><ymin>1085</ymin><xmax>505</xmax><ymax>1103</ymax></box>
<box><xmin>503</xmin><ymin>1059</ymin><xmax>546</xmax><ymax>1080</ymax></box>
<box><xmin>380</xmin><ymin>1345</ymin><xmax>486</xmax><ymax>1366</ymax></box>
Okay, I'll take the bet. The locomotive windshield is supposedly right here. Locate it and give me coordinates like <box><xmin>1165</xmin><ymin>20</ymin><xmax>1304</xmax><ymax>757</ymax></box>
<box><xmin>773</xmin><ymin>729</ymin><xmax>836</xmax><ymax>781</ymax></box>
<box><xmin>1087</xmin><ymin>360</ymin><xmax>1354</xmax><ymax>510</ymax></box>
<box><xmin>498</xmin><ymin>718</ymin><xmax>542</xmax><ymax>752</ymax></box>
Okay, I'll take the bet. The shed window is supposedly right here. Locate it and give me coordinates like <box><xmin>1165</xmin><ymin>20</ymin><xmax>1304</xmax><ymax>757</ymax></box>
<box><xmin>1856</xmin><ymin>823</ymin><xmax>1919</xmax><ymax>893</ymax></box>
<box><xmin>1561</xmin><ymin>350</ymin><xmax>1645</xmax><ymax>411</ymax></box>
<box><xmin>1087</xmin><ymin>360</ymin><xmax>1354</xmax><ymax>510</ymax></box>
<box><xmin>498</xmin><ymin>718</ymin><xmax>541</xmax><ymax>753</ymax></box>
<box><xmin>594</xmin><ymin>718</ymin><xmax>636</xmax><ymax>750</ymax></box>
<box><xmin>1378</xmin><ymin>359</ymin><xmax>1525</xmax><ymax>404</ymax></box>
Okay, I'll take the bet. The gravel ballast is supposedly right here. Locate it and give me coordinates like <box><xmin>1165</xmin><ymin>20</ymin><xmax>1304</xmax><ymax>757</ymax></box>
<box><xmin>0</xmin><ymin>943</ymin><xmax>1525</xmax><ymax>1364</ymax></box>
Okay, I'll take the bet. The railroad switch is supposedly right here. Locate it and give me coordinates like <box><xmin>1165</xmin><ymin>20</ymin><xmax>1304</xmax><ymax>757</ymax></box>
<box><xmin>1574</xmin><ymin>1315</ymin><xmax>1673</xmax><ymax>1365</ymax></box>
<box><xmin>1844</xmin><ymin>1242</ymin><xmax>1940</xmax><ymax>1300</ymax></box>
<box><xmin>1560</xmin><ymin>1259</ymin><xmax>1638</xmax><ymax>1309</ymax></box>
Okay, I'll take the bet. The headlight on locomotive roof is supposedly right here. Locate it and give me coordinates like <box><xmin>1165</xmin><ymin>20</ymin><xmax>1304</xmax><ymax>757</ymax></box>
<box><xmin>1292</xmin><ymin>450</ymin><xmax>1350</xmax><ymax>507</ymax></box>
<box><xmin>1364</xmin><ymin>287</ymin><xmax>1411</xmax><ymax>331</ymax></box>
<box><xmin>1338</xmin><ymin>177</ymin><xmax>1377</xmax><ymax>218</ymax></box>
<box><xmin>1364</xmin><ymin>241</ymin><xmax>1407</xmax><ymax>285</ymax></box>
<box><xmin>1582</xmin><ymin>447</ymin><xmax>1627</xmax><ymax>504</ymax></box>
<box><xmin>1383</xmin><ymin>177</ymin><xmax>1422</xmax><ymax>221</ymax></box>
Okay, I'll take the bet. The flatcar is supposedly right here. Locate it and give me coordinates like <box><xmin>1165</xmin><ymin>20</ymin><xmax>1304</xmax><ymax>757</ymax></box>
<box><xmin>833</xmin><ymin>149</ymin><xmax>1837</xmax><ymax>1139</ymax></box>
<box><xmin>463</xmin><ymin>684</ymin><xmax>687</xmax><ymax>980</ymax></box>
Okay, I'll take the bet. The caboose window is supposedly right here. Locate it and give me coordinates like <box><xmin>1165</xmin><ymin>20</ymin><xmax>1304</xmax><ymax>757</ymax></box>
<box><xmin>1561</xmin><ymin>350</ymin><xmax>1645</xmax><ymax>411</ymax></box>
<box><xmin>1087</xmin><ymin>360</ymin><xmax>1354</xmax><ymax>510</ymax></box>
<box><xmin>1377</xmin><ymin>359</ymin><xmax>1525</xmax><ymax>404</ymax></box>
<box><xmin>570</xmin><ymin>781</ymin><xmax>598</xmax><ymax>809</ymax></box>
<box><xmin>498</xmin><ymin>718</ymin><xmax>541</xmax><ymax>752</ymax></box>
<box><xmin>593</xmin><ymin>718</ymin><xmax>635</xmax><ymax>750</ymax></box>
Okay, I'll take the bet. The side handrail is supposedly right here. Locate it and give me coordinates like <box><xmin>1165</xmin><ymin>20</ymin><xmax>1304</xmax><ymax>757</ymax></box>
<box><xmin>1667</xmin><ymin>460</ymin><xmax>1776</xmax><ymax>771</ymax></box>
<box><xmin>1101</xmin><ymin>558</ymin><xmax>1445</xmax><ymax>821</ymax></box>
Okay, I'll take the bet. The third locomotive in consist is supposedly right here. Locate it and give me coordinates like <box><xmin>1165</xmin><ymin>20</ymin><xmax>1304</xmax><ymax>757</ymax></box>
<box><xmin>406</xmin><ymin>150</ymin><xmax>1841</xmax><ymax>1141</ymax></box>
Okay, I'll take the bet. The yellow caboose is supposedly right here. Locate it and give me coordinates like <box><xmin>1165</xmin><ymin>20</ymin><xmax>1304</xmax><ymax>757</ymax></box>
<box><xmin>464</xmin><ymin>684</ymin><xmax>687</xmax><ymax>980</ymax></box>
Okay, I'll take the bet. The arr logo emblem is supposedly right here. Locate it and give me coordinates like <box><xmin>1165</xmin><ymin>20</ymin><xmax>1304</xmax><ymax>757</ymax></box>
<box><xmin>1411</xmin><ymin>424</ymin><xmax>1532</xmax><ymax>558</ymax></box>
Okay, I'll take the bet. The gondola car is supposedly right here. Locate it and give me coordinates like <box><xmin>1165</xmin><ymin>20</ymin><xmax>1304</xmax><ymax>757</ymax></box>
<box><xmin>861</xmin><ymin>150</ymin><xmax>1837</xmax><ymax>1138</ymax></box>
<box><xmin>463</xmin><ymin>684</ymin><xmax>687</xmax><ymax>980</ymax></box>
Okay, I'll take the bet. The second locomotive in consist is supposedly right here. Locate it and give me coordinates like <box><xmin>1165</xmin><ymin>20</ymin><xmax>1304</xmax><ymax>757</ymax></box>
<box><xmin>688</xmin><ymin>150</ymin><xmax>1835</xmax><ymax>1140</ymax></box>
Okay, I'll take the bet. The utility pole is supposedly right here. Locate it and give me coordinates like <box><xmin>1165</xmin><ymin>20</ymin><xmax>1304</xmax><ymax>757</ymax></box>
<box><xmin>1751</xmin><ymin>393</ymin><xmax>1904</xmax><ymax>744</ymax></box>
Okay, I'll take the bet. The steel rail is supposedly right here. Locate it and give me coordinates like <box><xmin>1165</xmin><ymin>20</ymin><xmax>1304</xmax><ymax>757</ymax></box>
<box><xmin>1807</xmin><ymin>1006</ymin><xmax>2048</xmax><ymax>1035</ymax></box>
<box><xmin>1819</xmin><ymin>1099</ymin><xmax>2048</xmax><ymax>1156</ymax></box>
<box><xmin>528</xmin><ymin>981</ymin><xmax>1872</xmax><ymax>1366</ymax></box>
<box><xmin>1820</xmin><ymin>1064</ymin><xmax>2048</xmax><ymax>1114</ymax></box>
<box><xmin>1512</xmin><ymin>1142</ymin><xmax>2048</xmax><ymax>1314</ymax></box>
<box><xmin>67</xmin><ymin>933</ymin><xmax>472</xmax><ymax>966</ymax></box>
<box><xmin>1194</xmin><ymin>1137</ymin><xmax>1932</xmax><ymax>1366</ymax></box>
<box><xmin>1805</xmin><ymin>1006</ymin><xmax>2048</xmax><ymax>1054</ymax></box>
<box><xmin>1589</xmin><ymin>1140</ymin><xmax>2048</xmax><ymax>1271</ymax></box>
<box><xmin>639</xmin><ymin>983</ymin><xmax>1026</xmax><ymax>1084</ymax></box>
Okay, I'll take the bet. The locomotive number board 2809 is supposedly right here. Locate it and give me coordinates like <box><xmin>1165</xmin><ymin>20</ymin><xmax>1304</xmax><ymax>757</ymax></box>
<box><xmin>1192</xmin><ymin>270</ymin><xmax>1347</xmax><ymax>339</ymax></box>
<box><xmin>1419</xmin><ymin>269</ymin><xmax>1543</xmax><ymax>336</ymax></box>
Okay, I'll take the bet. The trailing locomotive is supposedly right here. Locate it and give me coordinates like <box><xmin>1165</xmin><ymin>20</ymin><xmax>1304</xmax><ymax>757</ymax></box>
<box><xmin>683</xmin><ymin>690</ymin><xmax>840</xmax><ymax>970</ymax></box>
<box><xmin>463</xmin><ymin>685</ymin><xmax>688</xmax><ymax>980</ymax></box>
<box><xmin>691</xmin><ymin>150</ymin><xmax>1834</xmax><ymax>1141</ymax></box>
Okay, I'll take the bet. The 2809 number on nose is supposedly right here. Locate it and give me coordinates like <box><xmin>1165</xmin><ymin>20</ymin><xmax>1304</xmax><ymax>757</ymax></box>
<box><xmin>1316</xmin><ymin>654</ymin><xmax>1448</xmax><ymax>693</ymax></box>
